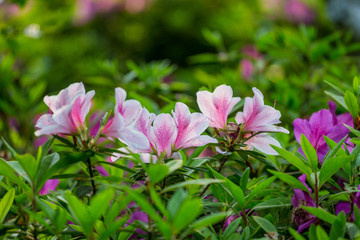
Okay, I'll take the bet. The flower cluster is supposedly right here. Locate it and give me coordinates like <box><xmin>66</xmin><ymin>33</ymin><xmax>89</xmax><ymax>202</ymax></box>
<box><xmin>197</xmin><ymin>85</ymin><xmax>289</xmax><ymax>155</ymax></box>
<box><xmin>35</xmin><ymin>83</ymin><xmax>288</xmax><ymax>161</ymax></box>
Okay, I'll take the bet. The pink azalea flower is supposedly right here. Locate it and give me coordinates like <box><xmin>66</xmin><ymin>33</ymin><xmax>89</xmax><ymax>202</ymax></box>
<box><xmin>172</xmin><ymin>102</ymin><xmax>218</xmax><ymax>150</ymax></box>
<box><xmin>196</xmin><ymin>85</ymin><xmax>241</xmax><ymax>129</ymax></box>
<box><xmin>119</xmin><ymin>103</ymin><xmax>217</xmax><ymax>160</ymax></box>
<box><xmin>235</xmin><ymin>88</ymin><xmax>289</xmax><ymax>155</ymax></box>
<box><xmin>102</xmin><ymin>87</ymin><xmax>149</xmax><ymax>150</ymax></box>
<box><xmin>240</xmin><ymin>59</ymin><xmax>254</xmax><ymax>80</ymax></box>
<box><xmin>284</xmin><ymin>0</ymin><xmax>314</xmax><ymax>24</ymax></box>
<box><xmin>39</xmin><ymin>179</ymin><xmax>60</xmax><ymax>195</ymax></box>
<box><xmin>35</xmin><ymin>82</ymin><xmax>95</xmax><ymax>136</ymax></box>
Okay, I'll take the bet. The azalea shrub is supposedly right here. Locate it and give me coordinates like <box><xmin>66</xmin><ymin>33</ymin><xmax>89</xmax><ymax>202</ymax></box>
<box><xmin>3</xmin><ymin>0</ymin><xmax>360</xmax><ymax>239</ymax></box>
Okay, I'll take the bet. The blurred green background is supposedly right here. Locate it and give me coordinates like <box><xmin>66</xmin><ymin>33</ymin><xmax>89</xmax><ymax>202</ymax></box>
<box><xmin>1</xmin><ymin>0</ymin><xmax>360</xmax><ymax>153</ymax></box>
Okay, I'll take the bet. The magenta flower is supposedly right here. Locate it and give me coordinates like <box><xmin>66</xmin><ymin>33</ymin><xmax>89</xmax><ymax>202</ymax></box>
<box><xmin>293</xmin><ymin>101</ymin><xmax>353</xmax><ymax>163</ymax></box>
<box><xmin>240</xmin><ymin>59</ymin><xmax>254</xmax><ymax>80</ymax></box>
<box><xmin>291</xmin><ymin>174</ymin><xmax>316</xmax><ymax>233</ymax></box>
<box><xmin>35</xmin><ymin>82</ymin><xmax>95</xmax><ymax>136</ymax></box>
<box><xmin>196</xmin><ymin>85</ymin><xmax>241</xmax><ymax>129</ymax></box>
<box><xmin>235</xmin><ymin>88</ymin><xmax>289</xmax><ymax>155</ymax></box>
<box><xmin>102</xmin><ymin>87</ymin><xmax>149</xmax><ymax>150</ymax></box>
<box><xmin>335</xmin><ymin>185</ymin><xmax>360</xmax><ymax>221</ymax></box>
<box><xmin>40</xmin><ymin>179</ymin><xmax>60</xmax><ymax>195</ymax></box>
<box><xmin>284</xmin><ymin>0</ymin><xmax>314</xmax><ymax>24</ymax></box>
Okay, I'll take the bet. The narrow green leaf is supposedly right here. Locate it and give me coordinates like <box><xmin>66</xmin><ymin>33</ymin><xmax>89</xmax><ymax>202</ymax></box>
<box><xmin>252</xmin><ymin>198</ymin><xmax>291</xmax><ymax>210</ymax></box>
<box><xmin>268</xmin><ymin>170</ymin><xmax>310</xmax><ymax>193</ymax></box>
<box><xmin>173</xmin><ymin>198</ymin><xmax>202</xmax><ymax>233</ymax></box>
<box><xmin>240</xmin><ymin>167</ymin><xmax>250</xmax><ymax>193</ymax></box>
<box><xmin>208</xmin><ymin>165</ymin><xmax>245</xmax><ymax>208</ymax></box>
<box><xmin>0</xmin><ymin>158</ymin><xmax>28</xmax><ymax>190</ymax></box>
<box><xmin>302</xmin><ymin>206</ymin><xmax>336</xmax><ymax>224</ymax></box>
<box><xmin>16</xmin><ymin>154</ymin><xmax>37</xmax><ymax>182</ymax></box>
<box><xmin>319</xmin><ymin>156</ymin><xmax>353</xmax><ymax>187</ymax></box>
<box><xmin>149</xmin><ymin>187</ymin><xmax>169</xmax><ymax>219</ymax></box>
<box><xmin>324</xmin><ymin>91</ymin><xmax>347</xmax><ymax>110</ymax></box>
<box><xmin>189</xmin><ymin>212</ymin><xmax>228</xmax><ymax>231</ymax></box>
<box><xmin>344</xmin><ymin>90</ymin><xmax>359</xmax><ymax>118</ymax></box>
<box><xmin>353</xmin><ymin>76</ymin><xmax>359</xmax><ymax>94</ymax></box>
<box><xmin>245</xmin><ymin>176</ymin><xmax>277</xmax><ymax>203</ymax></box>
<box><xmin>161</xmin><ymin>179</ymin><xmax>223</xmax><ymax>193</ymax></box>
<box><xmin>329</xmin><ymin>212</ymin><xmax>346</xmax><ymax>240</ymax></box>
<box><xmin>289</xmin><ymin>228</ymin><xmax>306</xmax><ymax>240</ymax></box>
<box><xmin>253</xmin><ymin>216</ymin><xmax>277</xmax><ymax>233</ymax></box>
<box><xmin>316</xmin><ymin>226</ymin><xmax>329</xmax><ymax>240</ymax></box>
<box><xmin>301</xmin><ymin>134</ymin><xmax>318</xmax><ymax>171</ymax></box>
<box><xmin>271</xmin><ymin>145</ymin><xmax>312</xmax><ymax>177</ymax></box>
<box><xmin>117</xmin><ymin>221</ymin><xmax>137</xmax><ymax>240</ymax></box>
<box><xmin>0</xmin><ymin>188</ymin><xmax>15</xmax><ymax>223</ymax></box>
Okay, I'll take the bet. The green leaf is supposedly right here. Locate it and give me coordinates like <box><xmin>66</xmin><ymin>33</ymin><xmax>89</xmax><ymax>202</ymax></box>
<box><xmin>353</xmin><ymin>76</ymin><xmax>359</xmax><ymax>94</ymax></box>
<box><xmin>329</xmin><ymin>212</ymin><xmax>346</xmax><ymax>240</ymax></box>
<box><xmin>301</xmin><ymin>134</ymin><xmax>318</xmax><ymax>171</ymax></box>
<box><xmin>289</xmin><ymin>228</ymin><xmax>306</xmax><ymax>240</ymax></box>
<box><xmin>1</xmin><ymin>137</ymin><xmax>17</xmax><ymax>157</ymax></box>
<box><xmin>161</xmin><ymin>179</ymin><xmax>223</xmax><ymax>193</ymax></box>
<box><xmin>245</xmin><ymin>176</ymin><xmax>277</xmax><ymax>203</ymax></box>
<box><xmin>126</xmin><ymin>188</ymin><xmax>171</xmax><ymax>239</ymax></box>
<box><xmin>117</xmin><ymin>221</ymin><xmax>137</xmax><ymax>240</ymax></box>
<box><xmin>319</xmin><ymin>156</ymin><xmax>353</xmax><ymax>187</ymax></box>
<box><xmin>240</xmin><ymin>167</ymin><xmax>250</xmax><ymax>193</ymax></box>
<box><xmin>302</xmin><ymin>206</ymin><xmax>336</xmax><ymax>224</ymax></box>
<box><xmin>325</xmin><ymin>91</ymin><xmax>347</xmax><ymax>110</ymax></box>
<box><xmin>223</xmin><ymin>218</ymin><xmax>241</xmax><ymax>240</ymax></box>
<box><xmin>173</xmin><ymin>198</ymin><xmax>202</xmax><ymax>233</ymax></box>
<box><xmin>208</xmin><ymin>165</ymin><xmax>245</xmax><ymax>208</ymax></box>
<box><xmin>252</xmin><ymin>198</ymin><xmax>291</xmax><ymax>210</ymax></box>
<box><xmin>323</xmin><ymin>136</ymin><xmax>347</xmax><ymax>163</ymax></box>
<box><xmin>65</xmin><ymin>192</ymin><xmax>92</xmax><ymax>236</ymax></box>
<box><xmin>0</xmin><ymin>188</ymin><xmax>15</xmax><ymax>223</ymax></box>
<box><xmin>188</xmin><ymin>212</ymin><xmax>228</xmax><ymax>232</ymax></box>
<box><xmin>271</xmin><ymin>145</ymin><xmax>312</xmax><ymax>177</ymax></box>
<box><xmin>316</xmin><ymin>226</ymin><xmax>329</xmax><ymax>240</ymax></box>
<box><xmin>147</xmin><ymin>164</ymin><xmax>169</xmax><ymax>184</ymax></box>
<box><xmin>149</xmin><ymin>187</ymin><xmax>169</xmax><ymax>219</ymax></box>
<box><xmin>0</xmin><ymin>158</ymin><xmax>28</xmax><ymax>190</ymax></box>
<box><xmin>167</xmin><ymin>189</ymin><xmax>187</xmax><ymax>219</ymax></box>
<box><xmin>252</xmin><ymin>216</ymin><xmax>277</xmax><ymax>233</ymax></box>
<box><xmin>89</xmin><ymin>189</ymin><xmax>114</xmax><ymax>221</ymax></box>
<box><xmin>268</xmin><ymin>170</ymin><xmax>310</xmax><ymax>193</ymax></box>
<box><xmin>16</xmin><ymin>154</ymin><xmax>37</xmax><ymax>182</ymax></box>
<box><xmin>35</xmin><ymin>153</ymin><xmax>60</xmax><ymax>193</ymax></box>
<box><xmin>166</xmin><ymin>159</ymin><xmax>183</xmax><ymax>174</ymax></box>
<box><xmin>344</xmin><ymin>90</ymin><xmax>359</xmax><ymax>119</ymax></box>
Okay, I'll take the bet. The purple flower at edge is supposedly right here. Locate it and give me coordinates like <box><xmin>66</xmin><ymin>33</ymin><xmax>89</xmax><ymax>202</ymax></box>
<box><xmin>291</xmin><ymin>174</ymin><xmax>316</xmax><ymax>232</ymax></box>
<box><xmin>293</xmin><ymin>101</ymin><xmax>353</xmax><ymax>164</ymax></box>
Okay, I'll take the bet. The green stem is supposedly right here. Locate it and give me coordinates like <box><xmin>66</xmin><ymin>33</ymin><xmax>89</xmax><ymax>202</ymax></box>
<box><xmin>200</xmin><ymin>155</ymin><xmax>229</xmax><ymax>197</ymax></box>
<box><xmin>87</xmin><ymin>159</ymin><xmax>97</xmax><ymax>196</ymax></box>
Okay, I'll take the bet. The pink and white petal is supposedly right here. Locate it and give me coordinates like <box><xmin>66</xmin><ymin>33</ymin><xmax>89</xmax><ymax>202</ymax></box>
<box><xmin>102</xmin><ymin>111</ymin><xmax>125</xmax><ymax>138</ymax></box>
<box><xmin>150</xmin><ymin>113</ymin><xmax>177</xmax><ymax>154</ymax></box>
<box><xmin>235</xmin><ymin>111</ymin><xmax>246</xmax><ymax>125</ymax></box>
<box><xmin>212</xmin><ymin>85</ymin><xmax>234</xmax><ymax>127</ymax></box>
<box><xmin>122</xmin><ymin>100</ymin><xmax>143</xmax><ymax>126</ymax></box>
<box><xmin>115</xmin><ymin>87</ymin><xmax>127</xmax><ymax>111</ymax></box>
<box><xmin>134</xmin><ymin>108</ymin><xmax>155</xmax><ymax>138</ymax></box>
<box><xmin>172</xmin><ymin>102</ymin><xmax>191</xmax><ymax>129</ymax></box>
<box><xmin>226</xmin><ymin>97</ymin><xmax>241</xmax><ymax>117</ymax></box>
<box><xmin>140</xmin><ymin>153</ymin><xmax>158</xmax><ymax>163</ymax></box>
<box><xmin>119</xmin><ymin>127</ymin><xmax>150</xmax><ymax>151</ymax></box>
<box><xmin>80</xmin><ymin>90</ymin><xmax>95</xmax><ymax>121</ymax></box>
<box><xmin>196</xmin><ymin>90</ymin><xmax>220</xmax><ymax>128</ymax></box>
<box><xmin>252</xmin><ymin>87</ymin><xmax>265</xmax><ymax>110</ymax></box>
<box><xmin>182</xmin><ymin>135</ymin><xmax>218</xmax><ymax>149</ymax></box>
<box><xmin>245</xmin><ymin>134</ymin><xmax>281</xmax><ymax>155</ymax></box>
<box><xmin>52</xmin><ymin>105</ymin><xmax>77</xmax><ymax>133</ymax></box>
